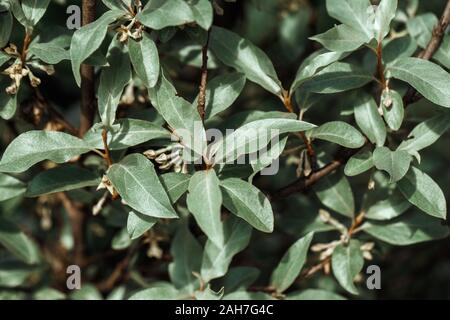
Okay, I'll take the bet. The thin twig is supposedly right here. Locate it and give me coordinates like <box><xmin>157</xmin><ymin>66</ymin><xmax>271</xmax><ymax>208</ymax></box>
<box><xmin>197</xmin><ymin>30</ymin><xmax>211</xmax><ymax>121</ymax></box>
<box><xmin>79</xmin><ymin>0</ymin><xmax>96</xmax><ymax>136</ymax></box>
<box><xmin>102</xmin><ymin>128</ymin><xmax>113</xmax><ymax>167</ymax></box>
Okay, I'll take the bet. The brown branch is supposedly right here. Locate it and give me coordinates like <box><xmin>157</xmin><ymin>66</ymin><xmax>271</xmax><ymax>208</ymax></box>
<box><xmin>79</xmin><ymin>0</ymin><xmax>96</xmax><ymax>137</ymax></box>
<box><xmin>197</xmin><ymin>30</ymin><xmax>211</xmax><ymax>121</ymax></box>
<box><xmin>57</xmin><ymin>192</ymin><xmax>85</xmax><ymax>267</ymax></box>
<box><xmin>403</xmin><ymin>0</ymin><xmax>450</xmax><ymax>105</ymax></box>
<box><xmin>102</xmin><ymin>128</ymin><xmax>113</xmax><ymax>167</ymax></box>
<box><xmin>271</xmin><ymin>146</ymin><xmax>361</xmax><ymax>201</ymax></box>
<box><xmin>96</xmin><ymin>244</ymin><xmax>139</xmax><ymax>292</ymax></box>
<box><xmin>376</xmin><ymin>41</ymin><xmax>386</xmax><ymax>90</ymax></box>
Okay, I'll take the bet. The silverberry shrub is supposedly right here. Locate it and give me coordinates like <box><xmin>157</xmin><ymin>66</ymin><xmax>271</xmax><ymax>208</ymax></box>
<box><xmin>0</xmin><ymin>0</ymin><xmax>449</xmax><ymax>300</ymax></box>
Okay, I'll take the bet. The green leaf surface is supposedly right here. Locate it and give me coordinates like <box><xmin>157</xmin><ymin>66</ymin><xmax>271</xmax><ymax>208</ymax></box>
<box><xmin>310</xmin><ymin>24</ymin><xmax>369</xmax><ymax>52</ymax></box>
<box><xmin>98</xmin><ymin>38</ymin><xmax>131</xmax><ymax>128</ymax></box>
<box><xmin>387</xmin><ymin>57</ymin><xmax>450</xmax><ymax>108</ymax></box>
<box><xmin>0</xmin><ymin>10</ymin><xmax>12</xmax><ymax>48</ymax></box>
<box><xmin>210</xmin><ymin>26</ymin><xmax>283</xmax><ymax>95</ymax></box>
<box><xmin>313</xmin><ymin>172</ymin><xmax>355</xmax><ymax>217</ymax></box>
<box><xmin>169</xmin><ymin>222</ymin><xmax>202</xmax><ymax>292</ymax></box>
<box><xmin>397</xmin><ymin>112</ymin><xmax>450</xmax><ymax>154</ymax></box>
<box><xmin>107</xmin><ymin>153</ymin><xmax>177</xmax><ymax>219</ymax></box>
<box><xmin>362</xmin><ymin>213</ymin><xmax>449</xmax><ymax>245</ymax></box>
<box><xmin>21</xmin><ymin>0</ymin><xmax>50</xmax><ymax>26</ymax></box>
<box><xmin>397</xmin><ymin>166</ymin><xmax>446</xmax><ymax>219</ymax></box>
<box><xmin>70</xmin><ymin>9</ymin><xmax>124</xmax><ymax>86</ymax></box>
<box><xmin>26</xmin><ymin>165</ymin><xmax>100</xmax><ymax>197</ymax></box>
<box><xmin>301</xmin><ymin>62</ymin><xmax>372</xmax><ymax>94</ymax></box>
<box><xmin>0</xmin><ymin>173</ymin><xmax>26</xmax><ymax>202</ymax></box>
<box><xmin>373</xmin><ymin>0</ymin><xmax>397</xmax><ymax>41</ymax></box>
<box><xmin>326</xmin><ymin>0</ymin><xmax>373</xmax><ymax>39</ymax></box>
<box><xmin>201</xmin><ymin>216</ymin><xmax>252</xmax><ymax>282</ymax></box>
<box><xmin>28</xmin><ymin>41</ymin><xmax>69</xmax><ymax>64</ymax></box>
<box><xmin>129</xmin><ymin>285</ymin><xmax>180</xmax><ymax>300</ymax></box>
<box><xmin>308</xmin><ymin>121</ymin><xmax>365</xmax><ymax>148</ymax></box>
<box><xmin>127</xmin><ymin>210</ymin><xmax>157</xmax><ymax>240</ymax></box>
<box><xmin>160</xmin><ymin>172</ymin><xmax>190</xmax><ymax>204</ymax></box>
<box><xmin>0</xmin><ymin>131</ymin><xmax>92</xmax><ymax>173</ymax></box>
<box><xmin>220</xmin><ymin>178</ymin><xmax>273</xmax><ymax>233</ymax></box>
<box><xmin>380</xmin><ymin>89</ymin><xmax>404</xmax><ymax>131</ymax></box>
<box><xmin>354</xmin><ymin>95</ymin><xmax>386</xmax><ymax>147</ymax></box>
<box><xmin>186</xmin><ymin>169</ymin><xmax>224</xmax><ymax>246</ymax></box>
<box><xmin>332</xmin><ymin>240</ymin><xmax>364</xmax><ymax>295</ymax></box>
<box><xmin>211</xmin><ymin>118</ymin><xmax>315</xmax><ymax>165</ymax></box>
<box><xmin>84</xmin><ymin>118</ymin><xmax>171</xmax><ymax>150</ymax></box>
<box><xmin>373</xmin><ymin>147</ymin><xmax>411</xmax><ymax>183</ymax></box>
<box><xmin>129</xmin><ymin>33</ymin><xmax>159</xmax><ymax>88</ymax></box>
<box><xmin>0</xmin><ymin>218</ymin><xmax>40</xmax><ymax>265</ymax></box>
<box><xmin>193</xmin><ymin>72</ymin><xmax>246</xmax><ymax>120</ymax></box>
<box><xmin>270</xmin><ymin>232</ymin><xmax>314</xmax><ymax>293</ymax></box>
<box><xmin>344</xmin><ymin>148</ymin><xmax>374</xmax><ymax>176</ymax></box>
<box><xmin>291</xmin><ymin>49</ymin><xmax>348</xmax><ymax>92</ymax></box>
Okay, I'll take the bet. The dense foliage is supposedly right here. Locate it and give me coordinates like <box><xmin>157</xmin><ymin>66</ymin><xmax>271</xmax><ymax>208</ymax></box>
<box><xmin>0</xmin><ymin>0</ymin><xmax>449</xmax><ymax>300</ymax></box>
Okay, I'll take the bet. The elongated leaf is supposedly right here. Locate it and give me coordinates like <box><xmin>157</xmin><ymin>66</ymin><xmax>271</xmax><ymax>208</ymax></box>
<box><xmin>169</xmin><ymin>222</ymin><xmax>202</xmax><ymax>292</ymax></box>
<box><xmin>373</xmin><ymin>0</ymin><xmax>397</xmax><ymax>41</ymax></box>
<box><xmin>98</xmin><ymin>39</ymin><xmax>131</xmax><ymax>128</ymax></box>
<box><xmin>84</xmin><ymin>119</ymin><xmax>171</xmax><ymax>150</ymax></box>
<box><xmin>209</xmin><ymin>26</ymin><xmax>283</xmax><ymax>95</ymax></box>
<box><xmin>0</xmin><ymin>131</ymin><xmax>92</xmax><ymax>173</ymax></box>
<box><xmin>332</xmin><ymin>240</ymin><xmax>364</xmax><ymax>295</ymax></box>
<box><xmin>291</xmin><ymin>50</ymin><xmax>348</xmax><ymax>93</ymax></box>
<box><xmin>344</xmin><ymin>148</ymin><xmax>374</xmax><ymax>176</ymax></box>
<box><xmin>301</xmin><ymin>62</ymin><xmax>372</xmax><ymax>94</ymax></box>
<box><xmin>0</xmin><ymin>218</ymin><xmax>40</xmax><ymax>264</ymax></box>
<box><xmin>397</xmin><ymin>166</ymin><xmax>446</xmax><ymax>219</ymax></box>
<box><xmin>21</xmin><ymin>0</ymin><xmax>50</xmax><ymax>26</ymax></box>
<box><xmin>70</xmin><ymin>10</ymin><xmax>124</xmax><ymax>86</ymax></box>
<box><xmin>308</xmin><ymin>121</ymin><xmax>365</xmax><ymax>148</ymax></box>
<box><xmin>0</xmin><ymin>10</ymin><xmax>12</xmax><ymax>48</ymax></box>
<box><xmin>381</xmin><ymin>89</ymin><xmax>404</xmax><ymax>131</ymax></box>
<box><xmin>220</xmin><ymin>178</ymin><xmax>273</xmax><ymax>233</ymax></box>
<box><xmin>148</xmin><ymin>70</ymin><xmax>206</xmax><ymax>158</ymax></box>
<box><xmin>326</xmin><ymin>0</ymin><xmax>373</xmax><ymax>39</ymax></box>
<box><xmin>107</xmin><ymin>154</ymin><xmax>177</xmax><ymax>218</ymax></box>
<box><xmin>160</xmin><ymin>172</ymin><xmax>190</xmax><ymax>204</ymax></box>
<box><xmin>313</xmin><ymin>171</ymin><xmax>355</xmax><ymax>217</ymax></box>
<box><xmin>362</xmin><ymin>213</ymin><xmax>450</xmax><ymax>245</ymax></box>
<box><xmin>201</xmin><ymin>216</ymin><xmax>252</xmax><ymax>282</ymax></box>
<box><xmin>270</xmin><ymin>232</ymin><xmax>314</xmax><ymax>293</ymax></box>
<box><xmin>28</xmin><ymin>42</ymin><xmax>69</xmax><ymax>64</ymax></box>
<box><xmin>0</xmin><ymin>51</ymin><xmax>11</xmax><ymax>68</ymax></box>
<box><xmin>26</xmin><ymin>165</ymin><xmax>99</xmax><ymax>197</ymax></box>
<box><xmin>186</xmin><ymin>170</ymin><xmax>223</xmax><ymax>246</ymax></box>
<box><xmin>211</xmin><ymin>118</ymin><xmax>315</xmax><ymax>165</ymax></box>
<box><xmin>354</xmin><ymin>95</ymin><xmax>386</xmax><ymax>146</ymax></box>
<box><xmin>0</xmin><ymin>83</ymin><xmax>17</xmax><ymax>120</ymax></box>
<box><xmin>373</xmin><ymin>147</ymin><xmax>411</xmax><ymax>183</ymax></box>
<box><xmin>127</xmin><ymin>210</ymin><xmax>157</xmax><ymax>240</ymax></box>
<box><xmin>310</xmin><ymin>24</ymin><xmax>368</xmax><ymax>53</ymax></box>
<box><xmin>365</xmin><ymin>191</ymin><xmax>410</xmax><ymax>221</ymax></box>
<box><xmin>0</xmin><ymin>173</ymin><xmax>26</xmax><ymax>201</ymax></box>
<box><xmin>129</xmin><ymin>33</ymin><xmax>159</xmax><ymax>88</ymax></box>
<box><xmin>397</xmin><ymin>112</ymin><xmax>450</xmax><ymax>154</ymax></box>
<box><xmin>387</xmin><ymin>57</ymin><xmax>450</xmax><ymax>108</ymax></box>
<box><xmin>137</xmin><ymin>0</ymin><xmax>212</xmax><ymax>30</ymax></box>
<box><xmin>193</xmin><ymin>72</ymin><xmax>246</xmax><ymax>120</ymax></box>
